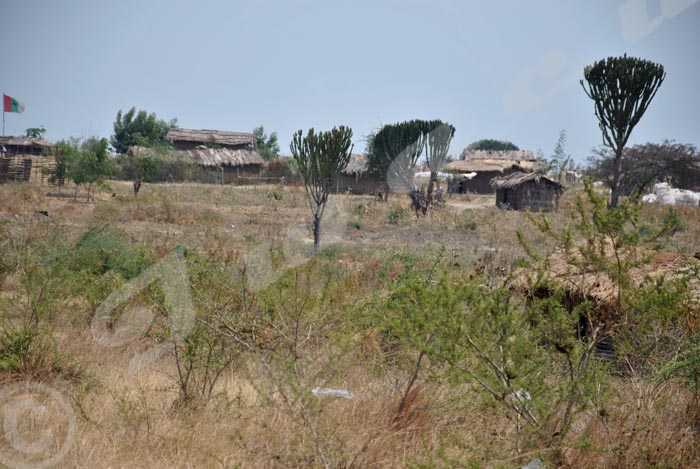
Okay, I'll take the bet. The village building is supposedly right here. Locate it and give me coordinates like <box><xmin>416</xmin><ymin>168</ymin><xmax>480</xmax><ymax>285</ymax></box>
<box><xmin>0</xmin><ymin>136</ymin><xmax>56</xmax><ymax>183</ymax></box>
<box><xmin>166</xmin><ymin>128</ymin><xmax>265</xmax><ymax>183</ymax></box>
<box><xmin>446</xmin><ymin>150</ymin><xmax>543</xmax><ymax>194</ymax></box>
<box><xmin>491</xmin><ymin>171</ymin><xmax>565</xmax><ymax>212</ymax></box>
<box><xmin>333</xmin><ymin>154</ymin><xmax>382</xmax><ymax>195</ymax></box>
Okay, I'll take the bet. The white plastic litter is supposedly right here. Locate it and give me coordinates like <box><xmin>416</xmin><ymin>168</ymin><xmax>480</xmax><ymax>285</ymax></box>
<box><xmin>513</xmin><ymin>388</ymin><xmax>531</xmax><ymax>402</ymax></box>
<box><xmin>311</xmin><ymin>387</ymin><xmax>354</xmax><ymax>399</ymax></box>
<box><xmin>413</xmin><ymin>171</ymin><xmax>454</xmax><ymax>180</ymax></box>
<box><xmin>645</xmin><ymin>183</ymin><xmax>700</xmax><ymax>207</ymax></box>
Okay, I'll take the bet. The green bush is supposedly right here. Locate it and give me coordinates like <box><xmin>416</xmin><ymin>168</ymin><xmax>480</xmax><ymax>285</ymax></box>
<box><xmin>386</xmin><ymin>206</ymin><xmax>408</xmax><ymax>225</ymax></box>
<box><xmin>267</xmin><ymin>190</ymin><xmax>283</xmax><ymax>201</ymax></box>
<box><xmin>0</xmin><ymin>323</ymin><xmax>60</xmax><ymax>374</ymax></box>
<box><xmin>71</xmin><ymin>225</ymin><xmax>152</xmax><ymax>279</ymax></box>
<box><xmin>458</xmin><ymin>214</ymin><xmax>477</xmax><ymax>231</ymax></box>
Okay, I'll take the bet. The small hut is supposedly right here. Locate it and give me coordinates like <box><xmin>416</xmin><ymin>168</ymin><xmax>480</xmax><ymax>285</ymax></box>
<box><xmin>491</xmin><ymin>172</ymin><xmax>564</xmax><ymax>212</ymax></box>
<box><xmin>446</xmin><ymin>150</ymin><xmax>542</xmax><ymax>194</ymax></box>
<box><xmin>333</xmin><ymin>154</ymin><xmax>382</xmax><ymax>195</ymax></box>
<box><xmin>0</xmin><ymin>136</ymin><xmax>56</xmax><ymax>184</ymax></box>
<box><xmin>166</xmin><ymin>128</ymin><xmax>265</xmax><ymax>183</ymax></box>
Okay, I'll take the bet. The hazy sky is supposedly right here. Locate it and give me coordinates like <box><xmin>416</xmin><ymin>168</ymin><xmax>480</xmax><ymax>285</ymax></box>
<box><xmin>1</xmin><ymin>0</ymin><xmax>698</xmax><ymax>163</ymax></box>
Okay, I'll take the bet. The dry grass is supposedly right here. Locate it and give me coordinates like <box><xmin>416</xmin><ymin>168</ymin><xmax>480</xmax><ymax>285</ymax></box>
<box><xmin>0</xmin><ymin>181</ymin><xmax>699</xmax><ymax>467</ymax></box>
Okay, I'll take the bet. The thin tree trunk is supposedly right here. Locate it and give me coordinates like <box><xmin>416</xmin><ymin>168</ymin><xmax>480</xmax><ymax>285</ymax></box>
<box><xmin>427</xmin><ymin>171</ymin><xmax>436</xmax><ymax>197</ymax></box>
<box><xmin>313</xmin><ymin>214</ymin><xmax>321</xmax><ymax>255</ymax></box>
<box><xmin>609</xmin><ymin>148</ymin><xmax>623</xmax><ymax>208</ymax></box>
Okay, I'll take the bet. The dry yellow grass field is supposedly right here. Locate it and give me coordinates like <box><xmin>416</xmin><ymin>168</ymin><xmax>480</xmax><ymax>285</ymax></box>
<box><xmin>1</xmin><ymin>181</ymin><xmax>699</xmax><ymax>468</ymax></box>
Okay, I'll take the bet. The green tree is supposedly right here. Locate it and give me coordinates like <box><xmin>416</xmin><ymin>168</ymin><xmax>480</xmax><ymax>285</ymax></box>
<box><xmin>110</xmin><ymin>107</ymin><xmax>177</xmax><ymax>154</ymax></box>
<box><xmin>254</xmin><ymin>126</ymin><xmax>280</xmax><ymax>161</ymax></box>
<box><xmin>131</xmin><ymin>156</ymin><xmax>158</xmax><ymax>195</ymax></box>
<box><xmin>367</xmin><ymin>119</ymin><xmax>453</xmax><ymax>204</ymax></box>
<box><xmin>416</xmin><ymin>122</ymin><xmax>455</xmax><ymax>214</ymax></box>
<box><xmin>290</xmin><ymin>126</ymin><xmax>353</xmax><ymax>254</ymax></box>
<box><xmin>366</xmin><ymin>121</ymin><xmax>426</xmax><ymax>201</ymax></box>
<box><xmin>464</xmin><ymin>138</ymin><xmax>519</xmax><ymax>153</ymax></box>
<box><xmin>580</xmin><ymin>54</ymin><xmax>665</xmax><ymax>208</ymax></box>
<box><xmin>548</xmin><ymin>129</ymin><xmax>571</xmax><ymax>180</ymax></box>
<box><xmin>68</xmin><ymin>137</ymin><xmax>112</xmax><ymax>202</ymax></box>
<box><xmin>51</xmin><ymin>139</ymin><xmax>81</xmax><ymax>189</ymax></box>
<box><xmin>586</xmin><ymin>140</ymin><xmax>700</xmax><ymax>197</ymax></box>
<box><xmin>24</xmin><ymin>126</ymin><xmax>46</xmax><ymax>138</ymax></box>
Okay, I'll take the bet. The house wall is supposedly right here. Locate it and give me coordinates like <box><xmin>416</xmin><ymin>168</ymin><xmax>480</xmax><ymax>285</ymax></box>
<box><xmin>333</xmin><ymin>174</ymin><xmax>383</xmax><ymax>195</ymax></box>
<box><xmin>0</xmin><ymin>155</ymin><xmax>56</xmax><ymax>184</ymax></box>
<box><xmin>449</xmin><ymin>171</ymin><xmax>504</xmax><ymax>194</ymax></box>
<box><xmin>0</xmin><ymin>144</ymin><xmax>49</xmax><ymax>156</ymax></box>
<box><xmin>172</xmin><ymin>141</ymin><xmax>250</xmax><ymax>152</ymax></box>
<box><xmin>497</xmin><ymin>181</ymin><xmax>559</xmax><ymax>211</ymax></box>
<box><xmin>222</xmin><ymin>164</ymin><xmax>264</xmax><ymax>184</ymax></box>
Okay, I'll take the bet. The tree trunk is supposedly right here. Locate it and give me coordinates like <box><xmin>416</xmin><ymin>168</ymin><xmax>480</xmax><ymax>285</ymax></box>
<box><xmin>609</xmin><ymin>148</ymin><xmax>624</xmax><ymax>208</ymax></box>
<box><xmin>408</xmin><ymin>189</ymin><xmax>428</xmax><ymax>216</ymax></box>
<box><xmin>313</xmin><ymin>215</ymin><xmax>321</xmax><ymax>255</ymax></box>
<box><xmin>427</xmin><ymin>171</ymin><xmax>436</xmax><ymax>197</ymax></box>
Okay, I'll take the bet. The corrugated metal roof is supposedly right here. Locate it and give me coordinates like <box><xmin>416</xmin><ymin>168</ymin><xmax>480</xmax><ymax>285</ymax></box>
<box><xmin>167</xmin><ymin>128</ymin><xmax>254</xmax><ymax>147</ymax></box>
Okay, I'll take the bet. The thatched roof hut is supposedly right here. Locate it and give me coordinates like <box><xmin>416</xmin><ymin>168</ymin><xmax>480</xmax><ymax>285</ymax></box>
<box><xmin>342</xmin><ymin>153</ymin><xmax>368</xmax><ymax>176</ymax></box>
<box><xmin>0</xmin><ymin>136</ymin><xmax>55</xmax><ymax>156</ymax></box>
<box><xmin>446</xmin><ymin>150</ymin><xmax>544</xmax><ymax>194</ymax></box>
<box><xmin>164</xmin><ymin>128</ymin><xmax>265</xmax><ymax>183</ymax></box>
<box><xmin>167</xmin><ymin>129</ymin><xmax>255</xmax><ymax>150</ymax></box>
<box><xmin>335</xmin><ymin>154</ymin><xmax>382</xmax><ymax>194</ymax></box>
<box><xmin>491</xmin><ymin>172</ymin><xmax>564</xmax><ymax>211</ymax></box>
<box><xmin>182</xmin><ymin>146</ymin><xmax>264</xmax><ymax>168</ymax></box>
<box><xmin>446</xmin><ymin>159</ymin><xmax>528</xmax><ymax>174</ymax></box>
<box><xmin>0</xmin><ymin>137</ymin><xmax>56</xmax><ymax>184</ymax></box>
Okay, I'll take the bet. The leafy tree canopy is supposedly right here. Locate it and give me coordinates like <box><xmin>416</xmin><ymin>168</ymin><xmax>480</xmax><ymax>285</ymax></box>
<box><xmin>25</xmin><ymin>126</ymin><xmax>46</xmax><ymax>138</ymax></box>
<box><xmin>111</xmin><ymin>107</ymin><xmax>177</xmax><ymax>154</ymax></box>
<box><xmin>254</xmin><ymin>126</ymin><xmax>280</xmax><ymax>161</ymax></box>
<box><xmin>586</xmin><ymin>140</ymin><xmax>700</xmax><ymax>197</ymax></box>
<box><xmin>465</xmin><ymin>139</ymin><xmax>519</xmax><ymax>153</ymax></box>
<box><xmin>366</xmin><ymin>119</ymin><xmax>450</xmax><ymax>180</ymax></box>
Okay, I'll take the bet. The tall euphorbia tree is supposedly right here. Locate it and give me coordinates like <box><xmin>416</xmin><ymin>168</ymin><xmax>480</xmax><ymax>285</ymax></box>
<box><xmin>581</xmin><ymin>54</ymin><xmax>665</xmax><ymax>208</ymax></box>
<box><xmin>291</xmin><ymin>126</ymin><xmax>353</xmax><ymax>254</ymax></box>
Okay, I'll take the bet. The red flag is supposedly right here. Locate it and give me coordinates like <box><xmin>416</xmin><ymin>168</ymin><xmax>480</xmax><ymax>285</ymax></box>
<box><xmin>3</xmin><ymin>94</ymin><xmax>25</xmax><ymax>113</ymax></box>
